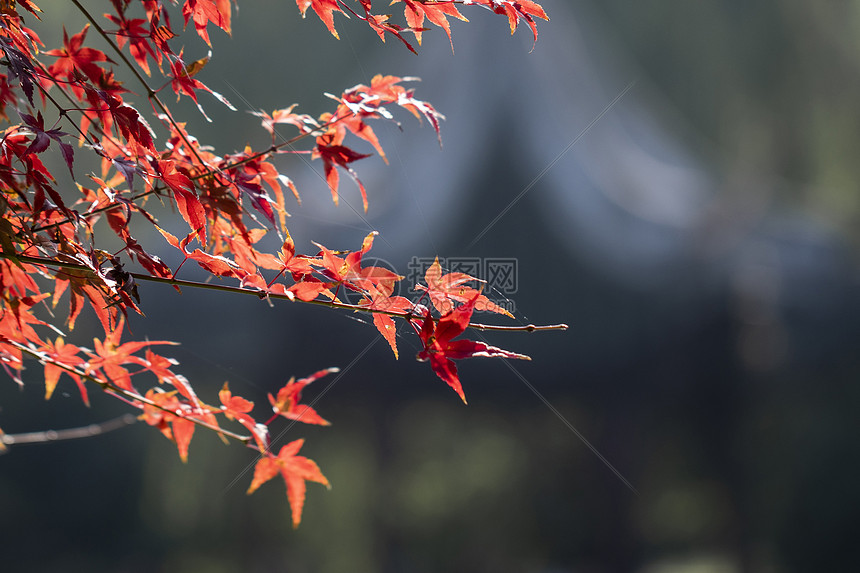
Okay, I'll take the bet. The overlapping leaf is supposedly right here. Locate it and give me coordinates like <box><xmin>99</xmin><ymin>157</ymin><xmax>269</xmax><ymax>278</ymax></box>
<box><xmin>45</xmin><ymin>25</ymin><xmax>115</xmax><ymax>86</ymax></box>
<box><xmin>182</xmin><ymin>0</ymin><xmax>232</xmax><ymax>47</ymax></box>
<box><xmin>268</xmin><ymin>367</ymin><xmax>338</xmax><ymax>426</ymax></box>
<box><xmin>417</xmin><ymin>257</ymin><xmax>513</xmax><ymax>317</ymax></box>
<box><xmin>416</xmin><ymin>292</ymin><xmax>528</xmax><ymax>402</ymax></box>
<box><xmin>296</xmin><ymin>0</ymin><xmax>548</xmax><ymax>50</ymax></box>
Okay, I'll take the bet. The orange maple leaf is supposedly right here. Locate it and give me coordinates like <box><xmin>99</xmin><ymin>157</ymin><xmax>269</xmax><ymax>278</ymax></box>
<box><xmin>296</xmin><ymin>0</ymin><xmax>346</xmax><ymax>39</ymax></box>
<box><xmin>246</xmin><ymin>438</ymin><xmax>330</xmax><ymax>527</ymax></box>
<box><xmin>417</xmin><ymin>257</ymin><xmax>513</xmax><ymax>318</ymax></box>
<box><xmin>268</xmin><ymin>367</ymin><xmax>339</xmax><ymax>426</ymax></box>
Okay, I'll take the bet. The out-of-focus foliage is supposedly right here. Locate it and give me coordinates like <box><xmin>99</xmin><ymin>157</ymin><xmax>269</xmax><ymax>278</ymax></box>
<box><xmin>601</xmin><ymin>1</ymin><xmax>860</xmax><ymax>238</ymax></box>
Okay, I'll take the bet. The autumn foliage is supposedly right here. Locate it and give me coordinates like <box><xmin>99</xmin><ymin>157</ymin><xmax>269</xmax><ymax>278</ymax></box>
<box><xmin>0</xmin><ymin>0</ymin><xmax>553</xmax><ymax>526</ymax></box>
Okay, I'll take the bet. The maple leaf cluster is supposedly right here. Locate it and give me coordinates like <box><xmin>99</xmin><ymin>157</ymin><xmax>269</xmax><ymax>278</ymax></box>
<box><xmin>0</xmin><ymin>0</ymin><xmax>550</xmax><ymax>526</ymax></box>
<box><xmin>300</xmin><ymin>0</ymin><xmax>548</xmax><ymax>52</ymax></box>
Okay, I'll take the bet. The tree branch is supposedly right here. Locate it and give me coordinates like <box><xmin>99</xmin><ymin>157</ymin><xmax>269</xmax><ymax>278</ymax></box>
<box><xmin>0</xmin><ymin>252</ymin><xmax>568</xmax><ymax>332</ymax></box>
<box><xmin>0</xmin><ymin>413</ymin><xmax>137</xmax><ymax>451</ymax></box>
<box><xmin>4</xmin><ymin>339</ymin><xmax>254</xmax><ymax>446</ymax></box>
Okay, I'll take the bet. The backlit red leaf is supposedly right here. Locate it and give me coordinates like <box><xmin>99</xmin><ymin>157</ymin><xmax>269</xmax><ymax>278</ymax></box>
<box><xmin>246</xmin><ymin>439</ymin><xmax>330</xmax><ymax>527</ymax></box>
<box><xmin>296</xmin><ymin>0</ymin><xmax>346</xmax><ymax>39</ymax></box>
<box><xmin>268</xmin><ymin>367</ymin><xmax>338</xmax><ymax>426</ymax></box>
<box><xmin>45</xmin><ymin>24</ymin><xmax>114</xmax><ymax>85</ymax></box>
<box><xmin>154</xmin><ymin>159</ymin><xmax>207</xmax><ymax>243</ymax></box>
<box><xmin>418</xmin><ymin>257</ymin><xmax>513</xmax><ymax>317</ymax></box>
<box><xmin>416</xmin><ymin>293</ymin><xmax>529</xmax><ymax>402</ymax></box>
<box><xmin>182</xmin><ymin>0</ymin><xmax>231</xmax><ymax>46</ymax></box>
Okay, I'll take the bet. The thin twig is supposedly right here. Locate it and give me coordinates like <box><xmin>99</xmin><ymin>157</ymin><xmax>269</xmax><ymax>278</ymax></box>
<box><xmin>467</xmin><ymin>322</ymin><xmax>568</xmax><ymax>332</ymax></box>
<box><xmin>70</xmin><ymin>0</ymin><xmax>223</xmax><ymax>185</ymax></box>
<box><xmin>0</xmin><ymin>414</ymin><xmax>137</xmax><ymax>448</ymax></box>
<box><xmin>31</xmin><ymin>189</ymin><xmax>158</xmax><ymax>234</ymax></box>
<box><xmin>5</xmin><ymin>339</ymin><xmax>253</xmax><ymax>445</ymax></box>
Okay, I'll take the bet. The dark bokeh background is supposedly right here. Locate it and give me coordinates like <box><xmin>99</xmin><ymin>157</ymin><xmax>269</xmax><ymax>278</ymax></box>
<box><xmin>2</xmin><ymin>1</ymin><xmax>860</xmax><ymax>571</ymax></box>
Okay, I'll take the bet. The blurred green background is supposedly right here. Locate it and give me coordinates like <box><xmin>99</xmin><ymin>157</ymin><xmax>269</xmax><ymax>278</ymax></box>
<box><xmin>2</xmin><ymin>1</ymin><xmax>860</xmax><ymax>571</ymax></box>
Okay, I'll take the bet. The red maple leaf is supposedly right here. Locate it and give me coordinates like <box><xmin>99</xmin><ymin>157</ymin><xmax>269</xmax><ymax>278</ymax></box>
<box><xmin>311</xmin><ymin>75</ymin><xmax>444</xmax><ymax>211</ymax></box>
<box><xmin>256</xmin><ymin>232</ymin><xmax>332</xmax><ymax>301</ymax></box>
<box><xmin>223</xmin><ymin>148</ymin><xmax>299</xmax><ymax>229</ymax></box>
<box><xmin>182</xmin><ymin>0</ymin><xmax>232</xmax><ymax>47</ymax></box>
<box><xmin>19</xmin><ymin>111</ymin><xmax>74</xmax><ymax>176</ymax></box>
<box><xmin>143</xmin><ymin>349</ymin><xmax>179</xmax><ymax>386</ymax></box>
<box><xmin>219</xmin><ymin>382</ymin><xmax>255</xmax><ymax>425</ymax></box>
<box><xmin>142</xmin><ymin>388</ymin><xmax>197</xmax><ymax>462</ymax></box>
<box><xmin>313</xmin><ymin>137</ymin><xmax>372</xmax><ymax>211</ymax></box>
<box><xmin>86</xmin><ymin>317</ymin><xmax>177</xmax><ymax>393</ymax></box>
<box><xmin>165</xmin><ymin>50</ymin><xmax>235</xmax><ymax>118</ymax></box>
<box><xmin>142</xmin><ymin>349</ymin><xmax>214</xmax><ymax>423</ymax></box>
<box><xmin>148</xmin><ymin>17</ymin><xmax>177</xmax><ymax>60</ymax></box>
<box><xmin>359</xmin><ymin>285</ymin><xmax>416</xmax><ymax>359</ymax></box>
<box><xmin>252</xmin><ymin>104</ymin><xmax>319</xmax><ymax>138</ymax></box>
<box><xmin>393</xmin><ymin>0</ymin><xmax>468</xmax><ymax>49</ymax></box>
<box><xmin>157</xmin><ymin>225</ymin><xmax>249</xmax><ymax>280</ymax></box>
<box><xmin>268</xmin><ymin>367</ymin><xmax>339</xmax><ymax>426</ymax></box>
<box><xmin>311</xmin><ymin>231</ymin><xmax>401</xmax><ymax>296</ymax></box>
<box><xmin>271</xmin><ymin>232</ymin><xmax>314</xmax><ymax>276</ymax></box>
<box><xmin>353</xmin><ymin>0</ymin><xmax>419</xmax><ymax>54</ymax></box>
<box><xmin>41</xmin><ymin>336</ymin><xmax>88</xmax><ymax>406</ymax></box>
<box><xmin>219</xmin><ymin>382</ymin><xmax>269</xmax><ymax>450</ymax></box>
<box><xmin>417</xmin><ymin>257</ymin><xmax>513</xmax><ymax>317</ymax></box>
<box><xmin>416</xmin><ymin>293</ymin><xmax>529</xmax><ymax>403</ymax></box>
<box><xmin>105</xmin><ymin>14</ymin><xmax>159</xmax><ymax>75</ymax></box>
<box><xmin>81</xmin><ymin>86</ymin><xmax>154</xmax><ymax>151</ymax></box>
<box><xmin>45</xmin><ymin>24</ymin><xmax>115</xmax><ymax>85</ymax></box>
<box><xmin>469</xmin><ymin>0</ymin><xmax>549</xmax><ymax>48</ymax></box>
<box><xmin>246</xmin><ymin>438</ymin><xmax>330</xmax><ymax>528</ymax></box>
<box><xmin>153</xmin><ymin>159</ymin><xmax>207</xmax><ymax>243</ymax></box>
<box><xmin>296</xmin><ymin>0</ymin><xmax>346</xmax><ymax>39</ymax></box>
<box><xmin>345</xmin><ymin>74</ymin><xmax>445</xmax><ymax>144</ymax></box>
